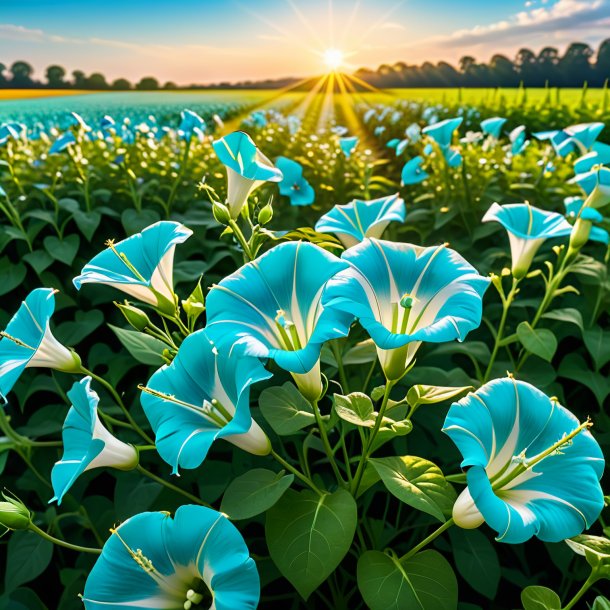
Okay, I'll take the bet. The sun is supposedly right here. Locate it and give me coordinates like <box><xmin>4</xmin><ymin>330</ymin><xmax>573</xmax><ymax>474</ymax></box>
<box><xmin>323</xmin><ymin>48</ymin><xmax>344</xmax><ymax>71</ymax></box>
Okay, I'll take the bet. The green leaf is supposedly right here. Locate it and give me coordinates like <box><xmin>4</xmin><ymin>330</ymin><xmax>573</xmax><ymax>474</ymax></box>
<box><xmin>520</xmin><ymin>586</ymin><xmax>561</xmax><ymax>610</ymax></box>
<box><xmin>43</xmin><ymin>234</ymin><xmax>80</xmax><ymax>266</ymax></box>
<box><xmin>23</xmin><ymin>250</ymin><xmax>54</xmax><ymax>274</ymax></box>
<box><xmin>265</xmin><ymin>488</ymin><xmax>357</xmax><ymax>600</ymax></box>
<box><xmin>259</xmin><ymin>382</ymin><xmax>315</xmax><ymax>435</ymax></box>
<box><xmin>220</xmin><ymin>468</ymin><xmax>294</xmax><ymax>520</ymax></box>
<box><xmin>559</xmin><ymin>353</ymin><xmax>610</xmax><ymax>405</ymax></box>
<box><xmin>583</xmin><ymin>326</ymin><xmax>610</xmax><ymax>370</ymax></box>
<box><xmin>448</xmin><ymin>527</ymin><xmax>500</xmax><ymax>599</ymax></box>
<box><xmin>0</xmin><ymin>257</ymin><xmax>26</xmax><ymax>296</ymax></box>
<box><xmin>72</xmin><ymin>210</ymin><xmax>101</xmax><ymax>241</ymax></box>
<box><xmin>517</xmin><ymin>322</ymin><xmax>557</xmax><ymax>362</ymax></box>
<box><xmin>333</xmin><ymin>392</ymin><xmax>376</xmax><ymax>427</ymax></box>
<box><xmin>56</xmin><ymin>310</ymin><xmax>104</xmax><ymax>346</ymax></box>
<box><xmin>108</xmin><ymin>324</ymin><xmax>167</xmax><ymax>365</ymax></box>
<box><xmin>542</xmin><ymin>308</ymin><xmax>584</xmax><ymax>332</ymax></box>
<box><xmin>357</xmin><ymin>549</ymin><xmax>458</xmax><ymax>610</ymax></box>
<box><xmin>406</xmin><ymin>384</ymin><xmax>473</xmax><ymax>408</ymax></box>
<box><xmin>0</xmin><ymin>588</ymin><xmax>48</xmax><ymax>610</ymax></box>
<box><xmin>369</xmin><ymin>456</ymin><xmax>456</xmax><ymax>522</ymax></box>
<box><xmin>121</xmin><ymin>209</ymin><xmax>161</xmax><ymax>234</ymax></box>
<box><xmin>343</xmin><ymin>339</ymin><xmax>377</xmax><ymax>365</ymax></box>
<box><xmin>5</xmin><ymin>531</ymin><xmax>54</xmax><ymax>591</ymax></box>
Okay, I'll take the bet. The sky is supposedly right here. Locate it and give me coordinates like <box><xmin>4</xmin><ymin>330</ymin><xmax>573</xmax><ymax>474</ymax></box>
<box><xmin>0</xmin><ymin>0</ymin><xmax>609</xmax><ymax>85</ymax></box>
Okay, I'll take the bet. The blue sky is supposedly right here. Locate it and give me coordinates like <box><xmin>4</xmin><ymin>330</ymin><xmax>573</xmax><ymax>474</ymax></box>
<box><xmin>1</xmin><ymin>0</ymin><xmax>609</xmax><ymax>84</ymax></box>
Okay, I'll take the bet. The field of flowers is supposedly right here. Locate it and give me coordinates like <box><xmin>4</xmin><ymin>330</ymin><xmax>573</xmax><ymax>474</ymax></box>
<box><xmin>0</xmin><ymin>88</ymin><xmax>609</xmax><ymax>610</ymax></box>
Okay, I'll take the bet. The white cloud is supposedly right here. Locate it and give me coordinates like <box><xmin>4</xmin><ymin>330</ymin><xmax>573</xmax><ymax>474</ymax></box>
<box><xmin>437</xmin><ymin>0</ymin><xmax>609</xmax><ymax>47</ymax></box>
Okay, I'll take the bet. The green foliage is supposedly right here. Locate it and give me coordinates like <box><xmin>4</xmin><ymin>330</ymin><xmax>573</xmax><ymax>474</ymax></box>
<box><xmin>357</xmin><ymin>549</ymin><xmax>458</xmax><ymax>610</ymax></box>
<box><xmin>265</xmin><ymin>489</ymin><xmax>357</xmax><ymax>600</ymax></box>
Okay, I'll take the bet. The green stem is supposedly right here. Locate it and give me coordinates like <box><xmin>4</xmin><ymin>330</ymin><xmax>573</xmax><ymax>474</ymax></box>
<box><xmin>350</xmin><ymin>379</ymin><xmax>395</xmax><ymax>496</ymax></box>
<box><xmin>136</xmin><ymin>465</ymin><xmax>210</xmax><ymax>506</ymax></box>
<box><xmin>400</xmin><ymin>518</ymin><xmax>454</xmax><ymax>561</ymax></box>
<box><xmin>562</xmin><ymin>572</ymin><xmax>599</xmax><ymax>610</ymax></box>
<box><xmin>516</xmin><ymin>256</ymin><xmax>572</xmax><ymax>371</ymax></box>
<box><xmin>271</xmin><ymin>449</ymin><xmax>322</xmax><ymax>495</ymax></box>
<box><xmin>483</xmin><ymin>277</ymin><xmax>519</xmax><ymax>383</ymax></box>
<box><xmin>29</xmin><ymin>522</ymin><xmax>101</xmax><ymax>555</ymax></box>
<box><xmin>82</xmin><ymin>368</ymin><xmax>154</xmax><ymax>444</ymax></box>
<box><xmin>312</xmin><ymin>398</ymin><xmax>345</xmax><ymax>487</ymax></box>
<box><xmin>227</xmin><ymin>218</ymin><xmax>254</xmax><ymax>262</ymax></box>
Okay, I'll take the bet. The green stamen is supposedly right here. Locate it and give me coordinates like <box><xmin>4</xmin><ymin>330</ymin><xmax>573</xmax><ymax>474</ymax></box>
<box><xmin>0</xmin><ymin>331</ymin><xmax>35</xmax><ymax>351</ymax></box>
<box><xmin>105</xmin><ymin>239</ymin><xmax>148</xmax><ymax>283</ymax></box>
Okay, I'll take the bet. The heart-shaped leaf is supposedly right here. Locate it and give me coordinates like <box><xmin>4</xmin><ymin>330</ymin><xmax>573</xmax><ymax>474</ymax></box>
<box><xmin>357</xmin><ymin>549</ymin><xmax>458</xmax><ymax>610</ymax></box>
<box><xmin>220</xmin><ymin>468</ymin><xmax>294</xmax><ymax>520</ymax></box>
<box><xmin>266</xmin><ymin>488</ymin><xmax>357</xmax><ymax>600</ymax></box>
<box><xmin>43</xmin><ymin>234</ymin><xmax>80</xmax><ymax>266</ymax></box>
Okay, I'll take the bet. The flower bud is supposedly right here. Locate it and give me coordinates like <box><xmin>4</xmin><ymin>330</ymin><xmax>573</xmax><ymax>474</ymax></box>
<box><xmin>212</xmin><ymin>201</ymin><xmax>231</xmax><ymax>225</ymax></box>
<box><xmin>0</xmin><ymin>495</ymin><xmax>31</xmax><ymax>531</ymax></box>
<box><xmin>258</xmin><ymin>203</ymin><xmax>273</xmax><ymax>225</ymax></box>
<box><xmin>568</xmin><ymin>218</ymin><xmax>592</xmax><ymax>253</ymax></box>
<box><xmin>182</xmin><ymin>278</ymin><xmax>205</xmax><ymax>324</ymax></box>
<box><xmin>115</xmin><ymin>301</ymin><xmax>151</xmax><ymax>332</ymax></box>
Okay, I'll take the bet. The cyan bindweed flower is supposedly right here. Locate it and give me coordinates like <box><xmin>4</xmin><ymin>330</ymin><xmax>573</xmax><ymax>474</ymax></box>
<box><xmin>0</xmin><ymin>288</ymin><xmax>81</xmax><ymax>403</ymax></box>
<box><xmin>68</xmin><ymin>112</ymin><xmax>91</xmax><ymax>132</ymax></box>
<box><xmin>571</xmin><ymin>165</ymin><xmax>610</xmax><ymax>199</ymax></box>
<box><xmin>339</xmin><ymin>136</ymin><xmax>359</xmax><ymax>158</ymax></box>
<box><xmin>213</xmin><ymin>131</ymin><xmax>283</xmax><ymax>219</ymax></box>
<box><xmin>401</xmin><ymin>156</ymin><xmax>429</xmax><ymax>186</ymax></box>
<box><xmin>481</xmin><ymin>117</ymin><xmax>507</xmax><ymax>140</ymax></box>
<box><xmin>509</xmin><ymin>125</ymin><xmax>529</xmax><ymax>156</ymax></box>
<box><xmin>206</xmin><ymin>242</ymin><xmax>353</xmax><ymax>399</ymax></box>
<box><xmin>275</xmin><ymin>156</ymin><xmax>315</xmax><ymax>206</ymax></box>
<box><xmin>140</xmin><ymin>330</ymin><xmax>271</xmax><ymax>474</ymax></box>
<box><xmin>332</xmin><ymin>125</ymin><xmax>349</xmax><ymax>136</ymax></box>
<box><xmin>49</xmin><ymin>132</ymin><xmax>76</xmax><ymax>154</ymax></box>
<box><xmin>0</xmin><ymin>122</ymin><xmax>24</xmax><ymax>145</ymax></box>
<box><xmin>482</xmin><ymin>203</ymin><xmax>573</xmax><ymax>279</ymax></box>
<box><xmin>73</xmin><ymin>221</ymin><xmax>192</xmax><ymax>314</ymax></box>
<box><xmin>51</xmin><ymin>377</ymin><xmax>138</xmax><ymax>504</ymax></box>
<box><xmin>574</xmin><ymin>142</ymin><xmax>610</xmax><ymax>174</ymax></box>
<box><xmin>81</xmin><ymin>505</ymin><xmax>259</xmax><ymax>610</ymax></box>
<box><xmin>405</xmin><ymin>123</ymin><xmax>421</xmax><ymax>144</ymax></box>
<box><xmin>322</xmin><ymin>239</ymin><xmax>489</xmax><ymax>380</ymax></box>
<box><xmin>315</xmin><ymin>193</ymin><xmax>406</xmax><ymax>248</ymax></box>
<box><xmin>443</xmin><ymin>377</ymin><xmax>604</xmax><ymax>543</ymax></box>
<box><xmin>423</xmin><ymin>117</ymin><xmax>463</xmax><ymax>166</ymax></box>
<box><xmin>178</xmin><ymin>109</ymin><xmax>205</xmax><ymax>141</ymax></box>
<box><xmin>564</xmin><ymin>196</ymin><xmax>610</xmax><ymax>247</ymax></box>
<box><xmin>423</xmin><ymin>117</ymin><xmax>463</xmax><ymax>149</ymax></box>
<box><xmin>534</xmin><ymin>122</ymin><xmax>604</xmax><ymax>157</ymax></box>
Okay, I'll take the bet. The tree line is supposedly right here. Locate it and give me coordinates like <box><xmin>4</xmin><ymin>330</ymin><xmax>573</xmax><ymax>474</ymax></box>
<box><xmin>0</xmin><ymin>63</ymin><xmax>174</xmax><ymax>90</ymax></box>
<box><xmin>2</xmin><ymin>39</ymin><xmax>610</xmax><ymax>90</ymax></box>
<box><xmin>355</xmin><ymin>40</ymin><xmax>610</xmax><ymax>88</ymax></box>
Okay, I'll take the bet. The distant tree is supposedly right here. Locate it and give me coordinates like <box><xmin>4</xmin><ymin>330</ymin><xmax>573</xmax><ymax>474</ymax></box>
<box><xmin>0</xmin><ymin>63</ymin><xmax>6</xmax><ymax>87</ymax></box>
<box><xmin>515</xmin><ymin>48</ymin><xmax>538</xmax><ymax>86</ymax></box>
<box><xmin>489</xmin><ymin>54</ymin><xmax>517</xmax><ymax>87</ymax></box>
<box><xmin>595</xmin><ymin>39</ymin><xmax>610</xmax><ymax>86</ymax></box>
<box><xmin>136</xmin><ymin>77</ymin><xmax>159</xmax><ymax>90</ymax></box>
<box><xmin>163</xmin><ymin>81</ymin><xmax>178</xmax><ymax>90</ymax></box>
<box><xmin>72</xmin><ymin>70</ymin><xmax>87</xmax><ymax>89</ymax></box>
<box><xmin>537</xmin><ymin>47</ymin><xmax>560</xmax><ymax>86</ymax></box>
<box><xmin>10</xmin><ymin>61</ymin><xmax>34</xmax><ymax>87</ymax></box>
<box><xmin>87</xmin><ymin>73</ymin><xmax>109</xmax><ymax>90</ymax></box>
<box><xmin>560</xmin><ymin>42</ymin><xmax>593</xmax><ymax>86</ymax></box>
<box><xmin>436</xmin><ymin>61</ymin><xmax>460</xmax><ymax>86</ymax></box>
<box><xmin>111</xmin><ymin>78</ymin><xmax>132</xmax><ymax>90</ymax></box>
<box><xmin>45</xmin><ymin>65</ymin><xmax>67</xmax><ymax>88</ymax></box>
